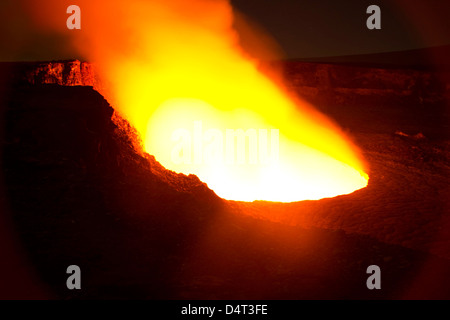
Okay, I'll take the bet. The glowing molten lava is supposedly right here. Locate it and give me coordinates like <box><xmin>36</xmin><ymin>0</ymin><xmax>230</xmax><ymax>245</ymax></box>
<box><xmin>29</xmin><ymin>0</ymin><xmax>368</xmax><ymax>202</ymax></box>
<box><xmin>146</xmin><ymin>98</ymin><xmax>368</xmax><ymax>202</ymax></box>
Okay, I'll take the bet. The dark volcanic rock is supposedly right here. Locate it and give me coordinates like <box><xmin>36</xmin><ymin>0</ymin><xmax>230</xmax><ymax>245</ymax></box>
<box><xmin>0</xmin><ymin>60</ymin><xmax>99</xmax><ymax>88</ymax></box>
<box><xmin>1</xmin><ymin>84</ymin><xmax>222</xmax><ymax>299</ymax></box>
<box><xmin>0</xmin><ymin>60</ymin><xmax>449</xmax><ymax>300</ymax></box>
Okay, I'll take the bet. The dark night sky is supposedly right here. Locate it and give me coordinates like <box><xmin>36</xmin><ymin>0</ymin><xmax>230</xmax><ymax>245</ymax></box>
<box><xmin>231</xmin><ymin>0</ymin><xmax>450</xmax><ymax>58</ymax></box>
<box><xmin>1</xmin><ymin>0</ymin><xmax>450</xmax><ymax>60</ymax></box>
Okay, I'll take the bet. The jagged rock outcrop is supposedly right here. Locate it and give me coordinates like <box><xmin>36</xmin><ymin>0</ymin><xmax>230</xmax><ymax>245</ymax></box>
<box><xmin>2</xmin><ymin>60</ymin><xmax>99</xmax><ymax>88</ymax></box>
<box><xmin>25</xmin><ymin>60</ymin><xmax>97</xmax><ymax>87</ymax></box>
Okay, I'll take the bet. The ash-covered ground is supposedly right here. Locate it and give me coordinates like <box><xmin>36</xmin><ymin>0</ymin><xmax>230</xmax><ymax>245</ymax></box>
<box><xmin>0</xmin><ymin>56</ymin><xmax>449</xmax><ymax>299</ymax></box>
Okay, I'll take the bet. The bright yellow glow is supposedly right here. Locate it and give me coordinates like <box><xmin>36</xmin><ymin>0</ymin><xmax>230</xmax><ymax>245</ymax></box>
<box><xmin>146</xmin><ymin>98</ymin><xmax>368</xmax><ymax>202</ymax></box>
<box><xmin>64</xmin><ymin>0</ymin><xmax>369</xmax><ymax>202</ymax></box>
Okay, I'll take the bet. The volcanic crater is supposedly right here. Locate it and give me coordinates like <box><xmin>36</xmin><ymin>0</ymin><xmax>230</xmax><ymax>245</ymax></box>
<box><xmin>0</xmin><ymin>55</ymin><xmax>449</xmax><ymax>299</ymax></box>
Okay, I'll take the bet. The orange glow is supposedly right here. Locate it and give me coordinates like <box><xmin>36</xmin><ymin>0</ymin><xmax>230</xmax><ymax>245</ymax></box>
<box><xmin>28</xmin><ymin>0</ymin><xmax>368</xmax><ymax>202</ymax></box>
